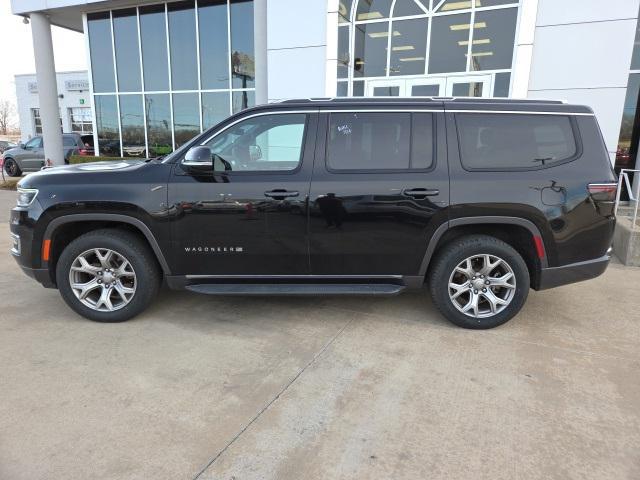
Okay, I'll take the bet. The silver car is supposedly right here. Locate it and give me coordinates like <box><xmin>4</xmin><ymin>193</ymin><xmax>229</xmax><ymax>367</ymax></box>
<box><xmin>1</xmin><ymin>133</ymin><xmax>85</xmax><ymax>177</ymax></box>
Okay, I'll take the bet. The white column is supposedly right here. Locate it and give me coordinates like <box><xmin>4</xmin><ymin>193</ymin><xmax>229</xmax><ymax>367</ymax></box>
<box><xmin>30</xmin><ymin>12</ymin><xmax>64</xmax><ymax>166</ymax></box>
<box><xmin>253</xmin><ymin>0</ymin><xmax>268</xmax><ymax>105</ymax></box>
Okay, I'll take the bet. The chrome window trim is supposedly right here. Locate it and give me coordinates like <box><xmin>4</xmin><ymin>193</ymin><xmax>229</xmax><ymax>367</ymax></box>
<box><xmin>448</xmin><ymin>109</ymin><xmax>594</xmax><ymax>116</ymax></box>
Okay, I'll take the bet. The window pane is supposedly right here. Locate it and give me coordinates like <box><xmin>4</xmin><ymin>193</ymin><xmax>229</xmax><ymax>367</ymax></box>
<box><xmin>617</xmin><ymin>73</ymin><xmax>640</xmax><ymax>167</ymax></box>
<box><xmin>140</xmin><ymin>4</ymin><xmax>169</xmax><ymax>92</ymax></box>
<box><xmin>173</xmin><ymin>93</ymin><xmax>200</xmax><ymax>148</ymax></box>
<box><xmin>168</xmin><ymin>2</ymin><xmax>198</xmax><ymax>90</ymax></box>
<box><xmin>145</xmin><ymin>94</ymin><xmax>173</xmax><ymax>156</ymax></box>
<box><xmin>327</xmin><ymin>112</ymin><xmax>411</xmax><ymax>170</ymax></box>
<box><xmin>475</xmin><ymin>0</ymin><xmax>517</xmax><ymax>6</ymax></box>
<box><xmin>411</xmin><ymin>83</ymin><xmax>440</xmax><ymax>96</ymax></box>
<box><xmin>470</xmin><ymin>9</ymin><xmax>517</xmax><ymax>71</ymax></box>
<box><xmin>112</xmin><ymin>9</ymin><xmax>141</xmax><ymax>92</ymax></box>
<box><xmin>393</xmin><ymin>0</ymin><xmax>424</xmax><ymax>17</ymax></box>
<box><xmin>452</xmin><ymin>81</ymin><xmax>484</xmax><ymax>96</ymax></box>
<box><xmin>390</xmin><ymin>18</ymin><xmax>428</xmax><ymax>76</ymax></box>
<box><xmin>457</xmin><ymin>114</ymin><xmax>577</xmax><ymax>170</ymax></box>
<box><xmin>337</xmin><ymin>82</ymin><xmax>349</xmax><ymax>97</ymax></box>
<box><xmin>338</xmin><ymin>26</ymin><xmax>350</xmax><ymax>79</ymax></box>
<box><xmin>230</xmin><ymin>0</ymin><xmax>255</xmax><ymax>88</ymax></box>
<box><xmin>119</xmin><ymin>95</ymin><xmax>145</xmax><ymax>157</ymax></box>
<box><xmin>204</xmin><ymin>114</ymin><xmax>307</xmax><ymax>172</ymax></box>
<box><xmin>63</xmin><ymin>136</ymin><xmax>77</xmax><ymax>147</ymax></box>
<box><xmin>356</xmin><ymin>0</ymin><xmax>392</xmax><ymax>21</ymax></box>
<box><xmin>631</xmin><ymin>15</ymin><xmax>640</xmax><ymax>70</ymax></box>
<box><xmin>232</xmin><ymin>90</ymin><xmax>255</xmax><ymax>113</ymax></box>
<box><xmin>353</xmin><ymin>80</ymin><xmax>365</xmax><ymax>96</ymax></box>
<box><xmin>95</xmin><ymin>95</ymin><xmax>121</xmax><ymax>156</ymax></box>
<box><xmin>354</xmin><ymin>22</ymin><xmax>388</xmax><ymax>77</ymax></box>
<box><xmin>199</xmin><ymin>0</ymin><xmax>230</xmax><ymax>90</ymax></box>
<box><xmin>494</xmin><ymin>72</ymin><xmax>510</xmax><ymax>97</ymax></box>
<box><xmin>411</xmin><ymin>113</ymin><xmax>434</xmax><ymax>169</ymax></box>
<box><xmin>87</xmin><ymin>12</ymin><xmax>116</xmax><ymax>93</ymax></box>
<box><xmin>428</xmin><ymin>13</ymin><xmax>470</xmax><ymax>73</ymax></box>
<box><xmin>436</xmin><ymin>0</ymin><xmax>472</xmax><ymax>12</ymax></box>
<box><xmin>339</xmin><ymin>0</ymin><xmax>353</xmax><ymax>23</ymax></box>
<box><xmin>373</xmin><ymin>85</ymin><xmax>400</xmax><ymax>96</ymax></box>
<box><xmin>202</xmin><ymin>92</ymin><xmax>230</xmax><ymax>129</ymax></box>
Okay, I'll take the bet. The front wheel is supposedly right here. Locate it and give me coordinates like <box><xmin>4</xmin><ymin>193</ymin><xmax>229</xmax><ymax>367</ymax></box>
<box><xmin>56</xmin><ymin>229</ymin><xmax>161</xmax><ymax>322</ymax></box>
<box><xmin>4</xmin><ymin>158</ymin><xmax>21</xmax><ymax>177</ymax></box>
<box><xmin>428</xmin><ymin>235</ymin><xmax>530</xmax><ymax>329</ymax></box>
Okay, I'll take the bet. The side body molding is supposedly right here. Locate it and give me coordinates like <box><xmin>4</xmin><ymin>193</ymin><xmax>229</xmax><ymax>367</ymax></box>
<box><xmin>418</xmin><ymin>216</ymin><xmax>548</xmax><ymax>276</ymax></box>
<box><xmin>43</xmin><ymin>213</ymin><xmax>171</xmax><ymax>274</ymax></box>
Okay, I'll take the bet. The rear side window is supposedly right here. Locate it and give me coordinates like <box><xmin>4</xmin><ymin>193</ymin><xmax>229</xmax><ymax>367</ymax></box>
<box><xmin>327</xmin><ymin>112</ymin><xmax>435</xmax><ymax>171</ymax></box>
<box><xmin>456</xmin><ymin>113</ymin><xmax>578</xmax><ymax>170</ymax></box>
<box><xmin>63</xmin><ymin>136</ymin><xmax>78</xmax><ymax>147</ymax></box>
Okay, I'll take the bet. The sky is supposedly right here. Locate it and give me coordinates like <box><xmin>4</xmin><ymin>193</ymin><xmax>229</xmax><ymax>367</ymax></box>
<box><xmin>0</xmin><ymin>2</ymin><xmax>86</xmax><ymax>124</ymax></box>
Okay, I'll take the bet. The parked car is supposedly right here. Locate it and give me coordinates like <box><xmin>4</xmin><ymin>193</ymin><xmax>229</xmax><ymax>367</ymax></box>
<box><xmin>10</xmin><ymin>98</ymin><xmax>617</xmax><ymax>328</ymax></box>
<box><xmin>78</xmin><ymin>134</ymin><xmax>95</xmax><ymax>156</ymax></box>
<box><xmin>0</xmin><ymin>140</ymin><xmax>17</xmax><ymax>153</ymax></box>
<box><xmin>2</xmin><ymin>133</ymin><xmax>87</xmax><ymax>176</ymax></box>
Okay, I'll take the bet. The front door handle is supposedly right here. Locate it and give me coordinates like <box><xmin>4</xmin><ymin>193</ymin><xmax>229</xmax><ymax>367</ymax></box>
<box><xmin>264</xmin><ymin>189</ymin><xmax>299</xmax><ymax>199</ymax></box>
<box><xmin>402</xmin><ymin>188</ymin><xmax>440</xmax><ymax>198</ymax></box>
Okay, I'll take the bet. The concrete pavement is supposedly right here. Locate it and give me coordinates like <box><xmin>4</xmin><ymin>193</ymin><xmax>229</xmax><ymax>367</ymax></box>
<box><xmin>0</xmin><ymin>214</ymin><xmax>639</xmax><ymax>479</ymax></box>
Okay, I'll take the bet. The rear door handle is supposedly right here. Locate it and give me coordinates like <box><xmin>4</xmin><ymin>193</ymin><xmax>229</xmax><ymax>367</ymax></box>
<box><xmin>264</xmin><ymin>189</ymin><xmax>299</xmax><ymax>199</ymax></box>
<box><xmin>402</xmin><ymin>188</ymin><xmax>439</xmax><ymax>198</ymax></box>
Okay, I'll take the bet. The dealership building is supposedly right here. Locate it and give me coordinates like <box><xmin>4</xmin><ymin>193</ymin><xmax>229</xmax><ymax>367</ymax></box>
<box><xmin>9</xmin><ymin>0</ymin><xmax>640</xmax><ymax>171</ymax></box>
<box><xmin>14</xmin><ymin>71</ymin><xmax>92</xmax><ymax>140</ymax></box>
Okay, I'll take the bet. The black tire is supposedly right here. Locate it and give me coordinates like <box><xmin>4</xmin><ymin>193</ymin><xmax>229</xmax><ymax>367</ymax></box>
<box><xmin>56</xmin><ymin>229</ymin><xmax>161</xmax><ymax>322</ymax></box>
<box><xmin>4</xmin><ymin>158</ymin><xmax>21</xmax><ymax>177</ymax></box>
<box><xmin>428</xmin><ymin>235</ymin><xmax>529</xmax><ymax>329</ymax></box>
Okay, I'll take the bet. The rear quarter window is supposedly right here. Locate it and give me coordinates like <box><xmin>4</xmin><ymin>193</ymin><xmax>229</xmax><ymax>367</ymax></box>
<box><xmin>456</xmin><ymin>113</ymin><xmax>579</xmax><ymax>170</ymax></box>
<box><xmin>63</xmin><ymin>136</ymin><xmax>79</xmax><ymax>147</ymax></box>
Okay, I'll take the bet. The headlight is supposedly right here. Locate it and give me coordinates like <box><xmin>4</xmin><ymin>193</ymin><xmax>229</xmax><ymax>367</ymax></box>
<box><xmin>16</xmin><ymin>187</ymin><xmax>38</xmax><ymax>207</ymax></box>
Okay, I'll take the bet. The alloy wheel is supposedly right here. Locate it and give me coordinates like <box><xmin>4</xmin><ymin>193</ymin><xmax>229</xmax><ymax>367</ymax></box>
<box><xmin>448</xmin><ymin>254</ymin><xmax>516</xmax><ymax>318</ymax></box>
<box><xmin>68</xmin><ymin>248</ymin><xmax>137</xmax><ymax>312</ymax></box>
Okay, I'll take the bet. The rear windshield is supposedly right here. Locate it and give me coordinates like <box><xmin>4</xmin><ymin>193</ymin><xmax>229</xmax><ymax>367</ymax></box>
<box><xmin>456</xmin><ymin>113</ymin><xmax>578</xmax><ymax>170</ymax></box>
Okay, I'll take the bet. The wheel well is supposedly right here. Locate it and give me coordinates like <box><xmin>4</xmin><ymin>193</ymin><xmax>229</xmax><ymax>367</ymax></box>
<box><xmin>47</xmin><ymin>221</ymin><xmax>162</xmax><ymax>286</ymax></box>
<box><xmin>428</xmin><ymin>224</ymin><xmax>542</xmax><ymax>288</ymax></box>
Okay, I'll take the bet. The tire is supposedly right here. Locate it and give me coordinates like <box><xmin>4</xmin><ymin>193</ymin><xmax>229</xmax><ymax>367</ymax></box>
<box><xmin>428</xmin><ymin>235</ymin><xmax>529</xmax><ymax>329</ymax></box>
<box><xmin>56</xmin><ymin>229</ymin><xmax>161</xmax><ymax>322</ymax></box>
<box><xmin>4</xmin><ymin>158</ymin><xmax>21</xmax><ymax>177</ymax></box>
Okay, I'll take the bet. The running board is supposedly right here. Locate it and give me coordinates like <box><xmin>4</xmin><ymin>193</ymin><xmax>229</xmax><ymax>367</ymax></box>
<box><xmin>185</xmin><ymin>283</ymin><xmax>406</xmax><ymax>296</ymax></box>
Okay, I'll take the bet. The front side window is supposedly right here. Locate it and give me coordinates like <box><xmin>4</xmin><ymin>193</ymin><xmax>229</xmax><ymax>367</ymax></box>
<box><xmin>456</xmin><ymin>113</ymin><xmax>578</xmax><ymax>170</ymax></box>
<box><xmin>200</xmin><ymin>113</ymin><xmax>307</xmax><ymax>172</ymax></box>
<box><xmin>25</xmin><ymin>137</ymin><xmax>42</xmax><ymax>149</ymax></box>
<box><xmin>327</xmin><ymin>112</ymin><xmax>434</xmax><ymax>171</ymax></box>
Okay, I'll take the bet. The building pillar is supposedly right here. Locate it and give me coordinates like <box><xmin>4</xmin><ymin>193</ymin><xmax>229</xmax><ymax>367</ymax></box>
<box><xmin>30</xmin><ymin>12</ymin><xmax>64</xmax><ymax>166</ymax></box>
<box><xmin>253</xmin><ymin>0</ymin><xmax>268</xmax><ymax>105</ymax></box>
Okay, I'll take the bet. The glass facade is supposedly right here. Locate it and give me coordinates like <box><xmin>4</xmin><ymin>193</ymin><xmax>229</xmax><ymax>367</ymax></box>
<box><xmin>616</xmin><ymin>11</ymin><xmax>640</xmax><ymax>171</ymax></box>
<box><xmin>337</xmin><ymin>0</ymin><xmax>519</xmax><ymax>98</ymax></box>
<box><xmin>87</xmin><ymin>0</ymin><xmax>255</xmax><ymax>158</ymax></box>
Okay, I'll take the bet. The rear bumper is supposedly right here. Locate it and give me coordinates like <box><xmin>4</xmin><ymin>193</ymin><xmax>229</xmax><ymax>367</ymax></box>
<box><xmin>536</xmin><ymin>252</ymin><xmax>610</xmax><ymax>290</ymax></box>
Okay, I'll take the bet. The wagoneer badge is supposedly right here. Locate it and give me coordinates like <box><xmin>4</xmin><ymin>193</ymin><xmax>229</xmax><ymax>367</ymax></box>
<box><xmin>184</xmin><ymin>246</ymin><xmax>244</xmax><ymax>253</ymax></box>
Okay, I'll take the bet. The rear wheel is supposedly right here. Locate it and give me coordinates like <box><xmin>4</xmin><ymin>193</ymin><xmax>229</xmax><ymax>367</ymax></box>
<box><xmin>4</xmin><ymin>158</ymin><xmax>21</xmax><ymax>177</ymax></box>
<box><xmin>429</xmin><ymin>235</ymin><xmax>529</xmax><ymax>329</ymax></box>
<box><xmin>56</xmin><ymin>229</ymin><xmax>161</xmax><ymax>322</ymax></box>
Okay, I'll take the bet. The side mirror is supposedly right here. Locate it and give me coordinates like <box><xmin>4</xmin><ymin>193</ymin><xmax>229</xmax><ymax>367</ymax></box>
<box><xmin>183</xmin><ymin>145</ymin><xmax>213</xmax><ymax>171</ymax></box>
<box><xmin>19</xmin><ymin>143</ymin><xmax>25</xmax><ymax>149</ymax></box>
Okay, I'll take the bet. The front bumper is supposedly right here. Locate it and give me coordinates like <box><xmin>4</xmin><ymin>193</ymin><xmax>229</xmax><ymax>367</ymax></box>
<box><xmin>536</xmin><ymin>253</ymin><xmax>610</xmax><ymax>290</ymax></box>
<box><xmin>18</xmin><ymin>265</ymin><xmax>56</xmax><ymax>288</ymax></box>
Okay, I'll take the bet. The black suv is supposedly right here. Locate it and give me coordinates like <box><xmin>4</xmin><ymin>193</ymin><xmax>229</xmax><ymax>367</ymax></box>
<box><xmin>10</xmin><ymin>98</ymin><xmax>617</xmax><ymax>329</ymax></box>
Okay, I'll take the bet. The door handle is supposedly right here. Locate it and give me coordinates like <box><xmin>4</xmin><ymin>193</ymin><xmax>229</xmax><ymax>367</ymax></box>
<box><xmin>402</xmin><ymin>188</ymin><xmax>439</xmax><ymax>198</ymax></box>
<box><xmin>264</xmin><ymin>189</ymin><xmax>299</xmax><ymax>199</ymax></box>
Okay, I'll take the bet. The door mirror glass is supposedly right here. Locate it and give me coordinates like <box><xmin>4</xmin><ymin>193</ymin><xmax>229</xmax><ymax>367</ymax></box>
<box><xmin>184</xmin><ymin>145</ymin><xmax>213</xmax><ymax>164</ymax></box>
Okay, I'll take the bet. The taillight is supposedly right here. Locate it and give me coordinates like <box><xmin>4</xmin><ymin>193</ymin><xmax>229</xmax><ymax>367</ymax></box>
<box><xmin>587</xmin><ymin>183</ymin><xmax>617</xmax><ymax>202</ymax></box>
<box><xmin>79</xmin><ymin>149</ymin><xmax>88</xmax><ymax>155</ymax></box>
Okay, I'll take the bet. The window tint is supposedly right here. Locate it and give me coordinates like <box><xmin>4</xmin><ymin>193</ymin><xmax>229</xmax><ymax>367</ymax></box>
<box><xmin>25</xmin><ymin>137</ymin><xmax>42</xmax><ymax>149</ymax></box>
<box><xmin>327</xmin><ymin>112</ymin><xmax>434</xmax><ymax>171</ymax></box>
<box><xmin>456</xmin><ymin>113</ymin><xmax>578</xmax><ymax>170</ymax></box>
<box><xmin>202</xmin><ymin>114</ymin><xmax>306</xmax><ymax>172</ymax></box>
<box><xmin>63</xmin><ymin>136</ymin><xmax>78</xmax><ymax>147</ymax></box>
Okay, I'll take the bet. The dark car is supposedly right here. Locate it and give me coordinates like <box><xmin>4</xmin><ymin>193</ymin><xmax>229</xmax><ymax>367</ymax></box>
<box><xmin>10</xmin><ymin>98</ymin><xmax>617</xmax><ymax>329</ymax></box>
<box><xmin>0</xmin><ymin>140</ymin><xmax>17</xmax><ymax>153</ymax></box>
<box><xmin>2</xmin><ymin>133</ymin><xmax>86</xmax><ymax>176</ymax></box>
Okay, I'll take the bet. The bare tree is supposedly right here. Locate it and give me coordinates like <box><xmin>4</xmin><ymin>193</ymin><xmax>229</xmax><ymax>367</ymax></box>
<box><xmin>0</xmin><ymin>100</ymin><xmax>16</xmax><ymax>135</ymax></box>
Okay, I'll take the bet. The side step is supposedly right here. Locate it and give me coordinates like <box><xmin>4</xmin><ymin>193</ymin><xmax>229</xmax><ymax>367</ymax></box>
<box><xmin>185</xmin><ymin>283</ymin><xmax>406</xmax><ymax>296</ymax></box>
